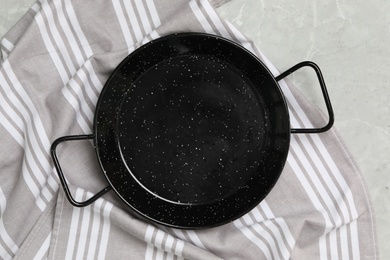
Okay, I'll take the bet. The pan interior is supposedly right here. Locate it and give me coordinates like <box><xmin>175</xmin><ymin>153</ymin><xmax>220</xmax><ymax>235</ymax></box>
<box><xmin>117</xmin><ymin>54</ymin><xmax>267</xmax><ymax>205</ymax></box>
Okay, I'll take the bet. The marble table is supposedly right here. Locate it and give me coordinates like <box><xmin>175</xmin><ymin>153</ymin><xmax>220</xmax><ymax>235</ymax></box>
<box><xmin>218</xmin><ymin>1</ymin><xmax>389</xmax><ymax>258</ymax></box>
<box><xmin>1</xmin><ymin>0</ymin><xmax>388</xmax><ymax>258</ymax></box>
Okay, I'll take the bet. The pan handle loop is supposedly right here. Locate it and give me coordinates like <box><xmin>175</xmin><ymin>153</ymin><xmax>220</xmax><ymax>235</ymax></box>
<box><xmin>50</xmin><ymin>134</ymin><xmax>112</xmax><ymax>207</ymax></box>
<box><xmin>275</xmin><ymin>61</ymin><xmax>334</xmax><ymax>134</ymax></box>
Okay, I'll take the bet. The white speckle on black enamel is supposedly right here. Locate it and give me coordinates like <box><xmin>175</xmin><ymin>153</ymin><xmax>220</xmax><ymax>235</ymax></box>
<box><xmin>117</xmin><ymin>54</ymin><xmax>267</xmax><ymax>205</ymax></box>
<box><xmin>94</xmin><ymin>34</ymin><xmax>290</xmax><ymax>228</ymax></box>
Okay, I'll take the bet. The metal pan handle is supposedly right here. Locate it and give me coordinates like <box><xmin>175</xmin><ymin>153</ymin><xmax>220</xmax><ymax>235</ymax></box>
<box><xmin>50</xmin><ymin>134</ymin><xmax>112</xmax><ymax>207</ymax></box>
<box><xmin>275</xmin><ymin>61</ymin><xmax>334</xmax><ymax>134</ymax></box>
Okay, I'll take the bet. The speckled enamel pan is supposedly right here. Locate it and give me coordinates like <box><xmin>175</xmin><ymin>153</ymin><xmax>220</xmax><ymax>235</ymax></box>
<box><xmin>51</xmin><ymin>33</ymin><xmax>334</xmax><ymax>229</ymax></box>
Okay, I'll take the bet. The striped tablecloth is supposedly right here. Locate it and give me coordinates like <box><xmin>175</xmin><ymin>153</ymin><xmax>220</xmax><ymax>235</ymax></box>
<box><xmin>0</xmin><ymin>0</ymin><xmax>377</xmax><ymax>259</ymax></box>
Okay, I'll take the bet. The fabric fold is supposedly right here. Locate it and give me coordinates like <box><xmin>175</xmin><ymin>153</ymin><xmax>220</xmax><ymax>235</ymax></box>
<box><xmin>0</xmin><ymin>0</ymin><xmax>377</xmax><ymax>259</ymax></box>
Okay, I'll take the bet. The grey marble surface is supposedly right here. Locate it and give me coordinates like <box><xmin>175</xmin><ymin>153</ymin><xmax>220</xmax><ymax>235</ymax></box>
<box><xmin>217</xmin><ymin>1</ymin><xmax>390</xmax><ymax>258</ymax></box>
<box><xmin>1</xmin><ymin>0</ymin><xmax>388</xmax><ymax>258</ymax></box>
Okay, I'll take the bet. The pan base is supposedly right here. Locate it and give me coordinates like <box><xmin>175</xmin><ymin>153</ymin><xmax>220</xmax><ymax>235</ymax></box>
<box><xmin>117</xmin><ymin>55</ymin><xmax>267</xmax><ymax>205</ymax></box>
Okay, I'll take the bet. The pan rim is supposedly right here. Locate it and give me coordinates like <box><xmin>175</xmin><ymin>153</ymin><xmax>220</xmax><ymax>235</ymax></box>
<box><xmin>93</xmin><ymin>32</ymin><xmax>291</xmax><ymax>229</ymax></box>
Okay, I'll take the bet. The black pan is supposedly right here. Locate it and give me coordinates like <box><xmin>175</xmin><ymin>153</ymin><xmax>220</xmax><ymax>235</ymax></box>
<box><xmin>51</xmin><ymin>33</ymin><xmax>333</xmax><ymax>229</ymax></box>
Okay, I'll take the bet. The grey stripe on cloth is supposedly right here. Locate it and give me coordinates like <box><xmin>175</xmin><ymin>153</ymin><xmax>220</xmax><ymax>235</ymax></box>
<box><xmin>0</xmin><ymin>0</ymin><xmax>377</xmax><ymax>259</ymax></box>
